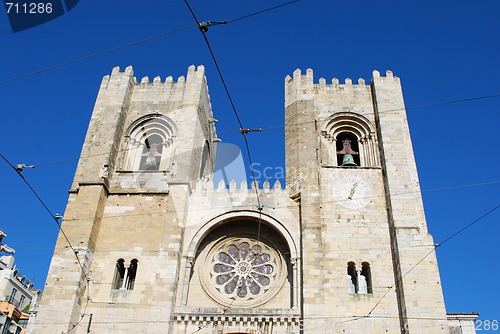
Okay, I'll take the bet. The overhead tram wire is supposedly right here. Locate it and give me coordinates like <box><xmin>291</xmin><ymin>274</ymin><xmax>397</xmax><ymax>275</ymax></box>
<box><xmin>230</xmin><ymin>93</ymin><xmax>500</xmax><ymax>133</ymax></box>
<box><xmin>434</xmin><ymin>204</ymin><xmax>500</xmax><ymax>247</ymax></box>
<box><xmin>0</xmin><ymin>25</ymin><xmax>196</xmax><ymax>85</ymax></box>
<box><xmin>182</xmin><ymin>0</ymin><xmax>268</xmax><ymax>244</ymax></box>
<box><xmin>363</xmin><ymin>203</ymin><xmax>500</xmax><ymax>320</ymax></box>
<box><xmin>0</xmin><ymin>1</ymin><xmax>302</xmax><ymax>85</ymax></box>
<box><xmin>58</xmin><ymin>180</ymin><xmax>500</xmax><ymax>222</ymax></box>
<box><xmin>306</xmin><ymin>205</ymin><xmax>500</xmax><ymax>331</ymax></box>
<box><xmin>2</xmin><ymin>2</ymin><xmax>492</xmax><ymax>327</ymax></box>
<box><xmin>225</xmin><ymin>0</ymin><xmax>301</xmax><ymax>24</ymax></box>
<box><xmin>27</xmin><ymin>313</ymin><xmax>476</xmax><ymax>328</ymax></box>
<box><xmin>1</xmin><ymin>153</ymin><xmax>94</xmax><ymax>333</ymax></box>
<box><xmin>0</xmin><ymin>153</ymin><xmax>90</xmax><ymax>282</ymax></box>
<box><xmin>0</xmin><ymin>91</ymin><xmax>498</xmax><ymax>170</ymax></box>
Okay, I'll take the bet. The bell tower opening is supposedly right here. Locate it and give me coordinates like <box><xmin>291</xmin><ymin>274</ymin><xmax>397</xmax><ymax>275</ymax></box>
<box><xmin>320</xmin><ymin>111</ymin><xmax>379</xmax><ymax>168</ymax></box>
<box><xmin>140</xmin><ymin>134</ymin><xmax>163</xmax><ymax>170</ymax></box>
<box><xmin>122</xmin><ymin>114</ymin><xmax>176</xmax><ymax>172</ymax></box>
<box><xmin>336</xmin><ymin>132</ymin><xmax>360</xmax><ymax>166</ymax></box>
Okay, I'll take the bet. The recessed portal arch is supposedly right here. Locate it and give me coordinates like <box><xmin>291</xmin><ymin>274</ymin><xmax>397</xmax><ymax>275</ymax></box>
<box><xmin>186</xmin><ymin>211</ymin><xmax>298</xmax><ymax>260</ymax></box>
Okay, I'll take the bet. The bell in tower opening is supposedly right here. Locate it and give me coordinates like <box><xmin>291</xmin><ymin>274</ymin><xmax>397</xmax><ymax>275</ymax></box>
<box><xmin>140</xmin><ymin>138</ymin><xmax>163</xmax><ymax>171</ymax></box>
<box><xmin>336</xmin><ymin>133</ymin><xmax>359</xmax><ymax>166</ymax></box>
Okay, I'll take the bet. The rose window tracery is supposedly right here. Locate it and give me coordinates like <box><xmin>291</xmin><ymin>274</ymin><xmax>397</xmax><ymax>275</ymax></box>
<box><xmin>201</xmin><ymin>237</ymin><xmax>286</xmax><ymax>307</ymax></box>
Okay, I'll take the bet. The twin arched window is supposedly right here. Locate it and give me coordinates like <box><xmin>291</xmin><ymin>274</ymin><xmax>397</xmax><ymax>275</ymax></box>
<box><xmin>347</xmin><ymin>262</ymin><xmax>372</xmax><ymax>294</ymax></box>
<box><xmin>122</xmin><ymin>115</ymin><xmax>177</xmax><ymax>171</ymax></box>
<box><xmin>322</xmin><ymin>112</ymin><xmax>379</xmax><ymax>167</ymax></box>
<box><xmin>112</xmin><ymin>259</ymin><xmax>138</xmax><ymax>290</ymax></box>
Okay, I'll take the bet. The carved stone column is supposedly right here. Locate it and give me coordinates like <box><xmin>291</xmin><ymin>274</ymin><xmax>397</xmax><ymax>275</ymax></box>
<box><xmin>181</xmin><ymin>256</ymin><xmax>194</xmax><ymax>305</ymax></box>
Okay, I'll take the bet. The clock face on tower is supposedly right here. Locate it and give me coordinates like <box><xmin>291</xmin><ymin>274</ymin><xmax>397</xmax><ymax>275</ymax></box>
<box><xmin>333</xmin><ymin>176</ymin><xmax>372</xmax><ymax>209</ymax></box>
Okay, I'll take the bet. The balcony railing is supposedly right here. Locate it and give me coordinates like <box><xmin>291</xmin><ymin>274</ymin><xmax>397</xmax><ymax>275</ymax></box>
<box><xmin>4</xmin><ymin>296</ymin><xmax>21</xmax><ymax>308</ymax></box>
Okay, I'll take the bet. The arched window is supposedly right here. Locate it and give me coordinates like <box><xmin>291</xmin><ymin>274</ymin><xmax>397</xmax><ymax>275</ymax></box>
<box><xmin>112</xmin><ymin>259</ymin><xmax>138</xmax><ymax>290</ymax></box>
<box><xmin>122</xmin><ymin>115</ymin><xmax>176</xmax><ymax>171</ymax></box>
<box><xmin>199</xmin><ymin>140</ymin><xmax>211</xmax><ymax>179</ymax></box>
<box><xmin>126</xmin><ymin>259</ymin><xmax>138</xmax><ymax>290</ymax></box>
<box><xmin>361</xmin><ymin>262</ymin><xmax>373</xmax><ymax>294</ymax></box>
<box><xmin>140</xmin><ymin>134</ymin><xmax>163</xmax><ymax>171</ymax></box>
<box><xmin>112</xmin><ymin>259</ymin><xmax>125</xmax><ymax>289</ymax></box>
<box><xmin>347</xmin><ymin>262</ymin><xmax>357</xmax><ymax>294</ymax></box>
<box><xmin>336</xmin><ymin>132</ymin><xmax>360</xmax><ymax>166</ymax></box>
<box><xmin>322</xmin><ymin>112</ymin><xmax>379</xmax><ymax>167</ymax></box>
<box><xmin>347</xmin><ymin>261</ymin><xmax>373</xmax><ymax>294</ymax></box>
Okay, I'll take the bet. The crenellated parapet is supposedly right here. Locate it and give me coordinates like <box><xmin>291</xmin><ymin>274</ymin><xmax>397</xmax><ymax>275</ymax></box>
<box><xmin>107</xmin><ymin>64</ymin><xmax>205</xmax><ymax>85</ymax></box>
<box><xmin>101</xmin><ymin>65</ymin><xmax>209</xmax><ymax>106</ymax></box>
<box><xmin>285</xmin><ymin>68</ymin><xmax>396</xmax><ymax>87</ymax></box>
<box><xmin>195</xmin><ymin>178</ymin><xmax>284</xmax><ymax>192</ymax></box>
<box><xmin>284</xmin><ymin>68</ymin><xmax>399</xmax><ymax>188</ymax></box>
<box><xmin>72</xmin><ymin>64</ymin><xmax>216</xmax><ymax>191</ymax></box>
<box><xmin>285</xmin><ymin>68</ymin><xmax>398</xmax><ymax>109</ymax></box>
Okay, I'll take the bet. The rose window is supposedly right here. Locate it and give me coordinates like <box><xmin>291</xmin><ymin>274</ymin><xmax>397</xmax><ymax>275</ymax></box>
<box><xmin>201</xmin><ymin>237</ymin><xmax>286</xmax><ymax>308</ymax></box>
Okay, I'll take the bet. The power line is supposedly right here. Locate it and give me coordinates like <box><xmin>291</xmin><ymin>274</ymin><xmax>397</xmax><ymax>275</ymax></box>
<box><xmin>402</xmin><ymin>94</ymin><xmax>500</xmax><ymax>111</ymax></box>
<box><xmin>253</xmin><ymin>93</ymin><xmax>500</xmax><ymax>132</ymax></box>
<box><xmin>28</xmin><ymin>312</ymin><xmax>461</xmax><ymax>327</ymax></box>
<box><xmin>182</xmin><ymin>0</ymin><xmax>265</xmax><ymax>244</ymax></box>
<box><xmin>64</xmin><ymin>282</ymin><xmax>90</xmax><ymax>334</ymax></box>
<box><xmin>0</xmin><ymin>1</ymin><xmax>302</xmax><ymax>86</ymax></box>
<box><xmin>364</xmin><ymin>203</ymin><xmax>500</xmax><ymax>318</ymax></box>
<box><xmin>0</xmin><ymin>153</ymin><xmax>89</xmax><ymax>282</ymax></box>
<box><xmin>0</xmin><ymin>25</ymin><xmax>196</xmax><ymax>85</ymax></box>
<box><xmin>226</xmin><ymin>0</ymin><xmax>301</xmax><ymax>24</ymax></box>
<box><xmin>85</xmin><ymin>196</ymin><xmax>497</xmax><ymax>298</ymax></box>
<box><xmin>435</xmin><ymin>204</ymin><xmax>500</xmax><ymax>247</ymax></box>
<box><xmin>51</xmin><ymin>180</ymin><xmax>499</xmax><ymax>221</ymax></box>
<box><xmin>1</xmin><ymin>92</ymin><xmax>498</xmax><ymax>170</ymax></box>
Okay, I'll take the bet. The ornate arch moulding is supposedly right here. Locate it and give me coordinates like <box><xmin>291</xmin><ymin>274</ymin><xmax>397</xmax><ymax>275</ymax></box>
<box><xmin>321</xmin><ymin>111</ymin><xmax>380</xmax><ymax>167</ymax></box>
<box><xmin>185</xmin><ymin>210</ymin><xmax>298</xmax><ymax>260</ymax></box>
<box><xmin>321</xmin><ymin>111</ymin><xmax>374</xmax><ymax>140</ymax></box>
<box><xmin>121</xmin><ymin>114</ymin><xmax>178</xmax><ymax>171</ymax></box>
<box><xmin>183</xmin><ymin>210</ymin><xmax>299</xmax><ymax>309</ymax></box>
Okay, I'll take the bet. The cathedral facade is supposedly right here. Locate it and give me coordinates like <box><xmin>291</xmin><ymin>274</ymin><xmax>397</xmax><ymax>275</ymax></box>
<box><xmin>33</xmin><ymin>65</ymin><xmax>454</xmax><ymax>333</ymax></box>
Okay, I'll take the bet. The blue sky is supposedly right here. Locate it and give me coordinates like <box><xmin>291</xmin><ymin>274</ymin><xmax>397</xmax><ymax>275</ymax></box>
<box><xmin>1</xmin><ymin>0</ymin><xmax>499</xmax><ymax>322</ymax></box>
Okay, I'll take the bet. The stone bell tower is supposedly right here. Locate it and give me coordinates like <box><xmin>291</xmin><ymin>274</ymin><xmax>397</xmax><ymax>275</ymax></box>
<box><xmin>285</xmin><ymin>69</ymin><xmax>448</xmax><ymax>333</ymax></box>
<box><xmin>34</xmin><ymin>65</ymin><xmax>217</xmax><ymax>333</ymax></box>
<box><xmin>34</xmin><ymin>66</ymin><xmax>452</xmax><ymax>334</ymax></box>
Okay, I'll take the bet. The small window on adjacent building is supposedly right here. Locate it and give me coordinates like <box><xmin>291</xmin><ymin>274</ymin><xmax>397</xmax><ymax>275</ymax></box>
<box><xmin>9</xmin><ymin>288</ymin><xmax>17</xmax><ymax>304</ymax></box>
<box><xmin>19</xmin><ymin>295</ymin><xmax>25</xmax><ymax>308</ymax></box>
